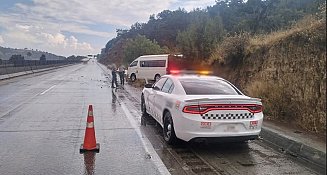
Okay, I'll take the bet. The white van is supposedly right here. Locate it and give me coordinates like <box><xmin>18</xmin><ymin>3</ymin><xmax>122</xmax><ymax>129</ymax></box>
<box><xmin>127</xmin><ymin>54</ymin><xmax>183</xmax><ymax>82</ymax></box>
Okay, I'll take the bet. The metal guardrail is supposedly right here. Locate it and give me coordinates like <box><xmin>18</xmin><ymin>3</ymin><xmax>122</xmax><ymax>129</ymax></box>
<box><xmin>0</xmin><ymin>60</ymin><xmax>81</xmax><ymax>75</ymax></box>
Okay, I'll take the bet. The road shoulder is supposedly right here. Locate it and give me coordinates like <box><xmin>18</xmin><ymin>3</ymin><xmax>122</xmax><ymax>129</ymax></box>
<box><xmin>261</xmin><ymin>120</ymin><xmax>326</xmax><ymax>172</ymax></box>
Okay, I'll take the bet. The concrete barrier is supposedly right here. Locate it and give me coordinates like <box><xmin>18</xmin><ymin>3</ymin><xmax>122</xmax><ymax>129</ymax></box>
<box><xmin>0</xmin><ymin>64</ymin><xmax>78</xmax><ymax>80</ymax></box>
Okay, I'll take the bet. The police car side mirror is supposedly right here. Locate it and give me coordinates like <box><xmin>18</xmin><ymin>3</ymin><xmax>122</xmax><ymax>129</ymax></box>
<box><xmin>153</xmin><ymin>86</ymin><xmax>160</xmax><ymax>91</ymax></box>
<box><xmin>144</xmin><ymin>84</ymin><xmax>153</xmax><ymax>88</ymax></box>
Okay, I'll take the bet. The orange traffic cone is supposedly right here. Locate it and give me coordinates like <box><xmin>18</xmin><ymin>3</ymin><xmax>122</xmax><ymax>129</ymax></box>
<box><xmin>80</xmin><ymin>105</ymin><xmax>100</xmax><ymax>153</ymax></box>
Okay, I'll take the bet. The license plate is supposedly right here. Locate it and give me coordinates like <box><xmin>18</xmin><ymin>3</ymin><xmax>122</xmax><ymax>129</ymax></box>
<box><xmin>224</xmin><ymin>124</ymin><xmax>237</xmax><ymax>132</ymax></box>
<box><xmin>201</xmin><ymin>122</ymin><xmax>211</xmax><ymax>129</ymax></box>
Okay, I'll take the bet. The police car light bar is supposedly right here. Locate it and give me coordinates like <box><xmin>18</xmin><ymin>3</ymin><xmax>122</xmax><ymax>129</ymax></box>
<box><xmin>168</xmin><ymin>69</ymin><xmax>213</xmax><ymax>75</ymax></box>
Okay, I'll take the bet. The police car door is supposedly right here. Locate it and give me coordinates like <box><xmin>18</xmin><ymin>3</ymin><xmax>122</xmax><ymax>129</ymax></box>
<box><xmin>154</xmin><ymin>78</ymin><xmax>174</xmax><ymax>124</ymax></box>
<box><xmin>151</xmin><ymin>77</ymin><xmax>167</xmax><ymax>122</ymax></box>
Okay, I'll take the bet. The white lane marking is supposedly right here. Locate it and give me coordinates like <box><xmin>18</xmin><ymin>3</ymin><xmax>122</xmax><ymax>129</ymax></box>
<box><xmin>40</xmin><ymin>85</ymin><xmax>56</xmax><ymax>95</ymax></box>
<box><xmin>117</xmin><ymin>92</ymin><xmax>171</xmax><ymax>175</ymax></box>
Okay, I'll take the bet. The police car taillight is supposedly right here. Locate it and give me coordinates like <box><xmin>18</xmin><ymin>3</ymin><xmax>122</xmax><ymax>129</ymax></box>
<box><xmin>183</xmin><ymin>104</ymin><xmax>263</xmax><ymax>114</ymax></box>
<box><xmin>182</xmin><ymin>105</ymin><xmax>208</xmax><ymax>114</ymax></box>
<box><xmin>247</xmin><ymin>105</ymin><xmax>263</xmax><ymax>113</ymax></box>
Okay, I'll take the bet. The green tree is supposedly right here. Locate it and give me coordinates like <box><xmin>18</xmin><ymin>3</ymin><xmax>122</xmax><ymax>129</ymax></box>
<box><xmin>9</xmin><ymin>54</ymin><xmax>25</xmax><ymax>66</ymax></box>
<box><xmin>100</xmin><ymin>0</ymin><xmax>324</xmax><ymax>64</ymax></box>
<box><xmin>76</xmin><ymin>56</ymin><xmax>87</xmax><ymax>60</ymax></box>
<box><xmin>203</xmin><ymin>16</ymin><xmax>225</xmax><ymax>57</ymax></box>
<box><xmin>177</xmin><ymin>11</ymin><xmax>224</xmax><ymax>60</ymax></box>
<box><xmin>67</xmin><ymin>55</ymin><xmax>76</xmax><ymax>60</ymax></box>
<box><xmin>40</xmin><ymin>54</ymin><xmax>46</xmax><ymax>61</ymax></box>
<box><xmin>40</xmin><ymin>54</ymin><xmax>46</xmax><ymax>65</ymax></box>
<box><xmin>123</xmin><ymin>35</ymin><xmax>166</xmax><ymax>64</ymax></box>
<box><xmin>67</xmin><ymin>55</ymin><xmax>85</xmax><ymax>61</ymax></box>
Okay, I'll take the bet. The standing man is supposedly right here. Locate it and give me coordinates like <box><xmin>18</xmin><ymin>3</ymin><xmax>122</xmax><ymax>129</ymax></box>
<box><xmin>111</xmin><ymin>64</ymin><xmax>118</xmax><ymax>88</ymax></box>
<box><xmin>118</xmin><ymin>65</ymin><xmax>125</xmax><ymax>86</ymax></box>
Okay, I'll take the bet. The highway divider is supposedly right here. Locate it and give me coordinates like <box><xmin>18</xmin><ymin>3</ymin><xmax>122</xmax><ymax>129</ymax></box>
<box><xmin>0</xmin><ymin>63</ymin><xmax>78</xmax><ymax>80</ymax></box>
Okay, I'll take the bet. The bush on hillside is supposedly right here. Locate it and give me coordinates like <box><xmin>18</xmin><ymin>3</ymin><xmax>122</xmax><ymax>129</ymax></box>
<box><xmin>245</xmin><ymin>81</ymin><xmax>299</xmax><ymax>122</ymax></box>
<box><xmin>209</xmin><ymin>33</ymin><xmax>250</xmax><ymax>68</ymax></box>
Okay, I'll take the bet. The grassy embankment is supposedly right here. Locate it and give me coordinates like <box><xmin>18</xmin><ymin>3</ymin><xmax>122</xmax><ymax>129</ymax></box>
<box><xmin>209</xmin><ymin>9</ymin><xmax>326</xmax><ymax>135</ymax></box>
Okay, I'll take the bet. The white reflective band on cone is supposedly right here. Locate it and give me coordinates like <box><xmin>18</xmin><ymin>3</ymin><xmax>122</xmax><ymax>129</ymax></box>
<box><xmin>88</xmin><ymin>111</ymin><xmax>93</xmax><ymax>116</ymax></box>
<box><xmin>86</xmin><ymin>122</ymin><xmax>94</xmax><ymax>128</ymax></box>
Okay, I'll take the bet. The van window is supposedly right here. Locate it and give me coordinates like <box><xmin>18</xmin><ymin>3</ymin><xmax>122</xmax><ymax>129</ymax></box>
<box><xmin>130</xmin><ymin>60</ymin><xmax>138</xmax><ymax>67</ymax></box>
<box><xmin>140</xmin><ymin>60</ymin><xmax>166</xmax><ymax>67</ymax></box>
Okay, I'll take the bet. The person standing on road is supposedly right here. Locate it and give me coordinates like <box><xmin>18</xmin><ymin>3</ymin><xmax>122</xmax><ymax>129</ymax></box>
<box><xmin>118</xmin><ymin>65</ymin><xmax>125</xmax><ymax>86</ymax></box>
<box><xmin>111</xmin><ymin>64</ymin><xmax>118</xmax><ymax>88</ymax></box>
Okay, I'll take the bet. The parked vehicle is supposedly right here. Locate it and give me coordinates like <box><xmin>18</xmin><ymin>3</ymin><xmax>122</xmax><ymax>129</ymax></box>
<box><xmin>141</xmin><ymin>72</ymin><xmax>264</xmax><ymax>144</ymax></box>
<box><xmin>127</xmin><ymin>54</ymin><xmax>185</xmax><ymax>82</ymax></box>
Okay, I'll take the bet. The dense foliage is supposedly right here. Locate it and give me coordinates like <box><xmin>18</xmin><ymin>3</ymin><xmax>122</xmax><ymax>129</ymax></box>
<box><xmin>100</xmin><ymin>0</ymin><xmax>324</xmax><ymax>64</ymax></box>
<box><xmin>66</xmin><ymin>55</ymin><xmax>87</xmax><ymax>61</ymax></box>
<box><xmin>9</xmin><ymin>54</ymin><xmax>25</xmax><ymax>66</ymax></box>
<box><xmin>123</xmin><ymin>35</ymin><xmax>167</xmax><ymax>64</ymax></box>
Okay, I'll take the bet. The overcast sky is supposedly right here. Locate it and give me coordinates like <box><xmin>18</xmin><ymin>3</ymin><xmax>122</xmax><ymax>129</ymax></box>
<box><xmin>0</xmin><ymin>0</ymin><xmax>216</xmax><ymax>57</ymax></box>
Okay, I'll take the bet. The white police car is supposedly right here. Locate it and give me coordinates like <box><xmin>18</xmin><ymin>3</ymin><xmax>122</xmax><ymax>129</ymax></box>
<box><xmin>141</xmin><ymin>72</ymin><xmax>263</xmax><ymax>144</ymax></box>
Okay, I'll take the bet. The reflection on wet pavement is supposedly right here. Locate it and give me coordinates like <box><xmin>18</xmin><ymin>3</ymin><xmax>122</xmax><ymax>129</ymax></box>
<box><xmin>111</xmin><ymin>90</ymin><xmax>117</xmax><ymax>114</ymax></box>
<box><xmin>0</xmin><ymin>62</ymin><xmax>163</xmax><ymax>175</ymax></box>
<box><xmin>83</xmin><ymin>152</ymin><xmax>96</xmax><ymax>175</ymax></box>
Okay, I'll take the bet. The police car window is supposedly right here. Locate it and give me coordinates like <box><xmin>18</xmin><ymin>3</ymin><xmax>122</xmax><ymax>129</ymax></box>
<box><xmin>168</xmin><ymin>84</ymin><xmax>174</xmax><ymax>93</ymax></box>
<box><xmin>130</xmin><ymin>61</ymin><xmax>138</xmax><ymax>67</ymax></box>
<box><xmin>153</xmin><ymin>78</ymin><xmax>167</xmax><ymax>91</ymax></box>
<box><xmin>179</xmin><ymin>78</ymin><xmax>241</xmax><ymax>95</ymax></box>
<box><xmin>161</xmin><ymin>78</ymin><xmax>174</xmax><ymax>93</ymax></box>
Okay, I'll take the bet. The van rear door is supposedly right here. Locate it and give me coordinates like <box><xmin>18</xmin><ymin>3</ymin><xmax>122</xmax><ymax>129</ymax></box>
<box><xmin>139</xmin><ymin>57</ymin><xmax>167</xmax><ymax>80</ymax></box>
<box><xmin>167</xmin><ymin>55</ymin><xmax>209</xmax><ymax>74</ymax></box>
<box><xmin>167</xmin><ymin>55</ymin><xmax>186</xmax><ymax>74</ymax></box>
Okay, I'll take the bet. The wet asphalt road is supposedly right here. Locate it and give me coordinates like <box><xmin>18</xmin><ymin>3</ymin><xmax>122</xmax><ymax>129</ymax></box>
<box><xmin>0</xmin><ymin>61</ymin><xmax>322</xmax><ymax>175</ymax></box>
<box><xmin>0</xmin><ymin>61</ymin><xmax>163</xmax><ymax>175</ymax></box>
